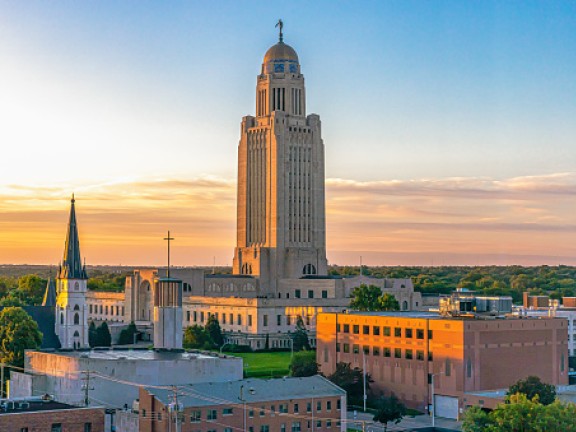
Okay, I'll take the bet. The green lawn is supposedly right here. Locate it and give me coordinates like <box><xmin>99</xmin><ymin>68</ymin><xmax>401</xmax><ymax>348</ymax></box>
<box><xmin>223</xmin><ymin>351</ymin><xmax>293</xmax><ymax>378</ymax></box>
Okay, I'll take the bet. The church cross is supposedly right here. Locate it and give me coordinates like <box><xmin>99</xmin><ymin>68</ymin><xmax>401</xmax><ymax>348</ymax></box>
<box><xmin>163</xmin><ymin>230</ymin><xmax>175</xmax><ymax>278</ymax></box>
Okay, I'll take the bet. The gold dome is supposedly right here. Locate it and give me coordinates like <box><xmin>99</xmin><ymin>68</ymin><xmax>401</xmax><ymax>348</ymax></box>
<box><xmin>263</xmin><ymin>42</ymin><xmax>299</xmax><ymax>64</ymax></box>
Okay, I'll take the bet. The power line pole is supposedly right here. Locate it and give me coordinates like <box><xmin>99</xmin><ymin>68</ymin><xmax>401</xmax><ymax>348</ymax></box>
<box><xmin>171</xmin><ymin>385</ymin><xmax>182</xmax><ymax>432</ymax></box>
<box><xmin>0</xmin><ymin>362</ymin><xmax>5</xmax><ymax>399</ymax></box>
<box><xmin>81</xmin><ymin>370</ymin><xmax>94</xmax><ymax>406</ymax></box>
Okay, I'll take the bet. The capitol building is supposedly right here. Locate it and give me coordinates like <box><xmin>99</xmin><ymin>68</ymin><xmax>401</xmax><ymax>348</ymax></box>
<box><xmin>50</xmin><ymin>25</ymin><xmax>422</xmax><ymax>350</ymax></box>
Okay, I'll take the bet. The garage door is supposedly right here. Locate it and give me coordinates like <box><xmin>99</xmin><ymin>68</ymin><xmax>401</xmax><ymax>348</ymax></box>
<box><xmin>434</xmin><ymin>395</ymin><xmax>458</xmax><ymax>419</ymax></box>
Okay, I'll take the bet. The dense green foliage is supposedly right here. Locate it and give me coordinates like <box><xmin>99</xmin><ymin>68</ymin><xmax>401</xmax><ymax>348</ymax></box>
<box><xmin>289</xmin><ymin>351</ymin><xmax>318</xmax><ymax>377</ymax></box>
<box><xmin>89</xmin><ymin>321</ymin><xmax>112</xmax><ymax>347</ymax></box>
<box><xmin>86</xmin><ymin>270</ymin><xmax>127</xmax><ymax>292</ymax></box>
<box><xmin>372</xmin><ymin>395</ymin><xmax>407</xmax><ymax>432</ymax></box>
<box><xmin>331</xmin><ymin>265</ymin><xmax>576</xmax><ymax>303</ymax></box>
<box><xmin>350</xmin><ymin>284</ymin><xmax>400</xmax><ymax>311</ymax></box>
<box><xmin>462</xmin><ymin>393</ymin><xmax>576</xmax><ymax>432</ymax></box>
<box><xmin>292</xmin><ymin>316</ymin><xmax>311</xmax><ymax>351</ymax></box>
<box><xmin>0</xmin><ymin>307</ymin><xmax>43</xmax><ymax>367</ymax></box>
<box><xmin>184</xmin><ymin>316</ymin><xmax>225</xmax><ymax>350</ymax></box>
<box><xmin>117</xmin><ymin>321</ymin><xmax>138</xmax><ymax>345</ymax></box>
<box><xmin>205</xmin><ymin>315</ymin><xmax>224</xmax><ymax>346</ymax></box>
<box><xmin>507</xmin><ymin>376</ymin><xmax>556</xmax><ymax>406</ymax></box>
<box><xmin>327</xmin><ymin>362</ymin><xmax>371</xmax><ymax>406</ymax></box>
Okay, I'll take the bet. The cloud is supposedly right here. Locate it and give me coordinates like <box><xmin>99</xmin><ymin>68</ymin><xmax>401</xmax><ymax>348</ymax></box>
<box><xmin>0</xmin><ymin>173</ymin><xmax>575</xmax><ymax>265</ymax></box>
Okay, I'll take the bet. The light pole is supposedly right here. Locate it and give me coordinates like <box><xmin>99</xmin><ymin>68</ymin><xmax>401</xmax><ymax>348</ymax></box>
<box><xmin>430</xmin><ymin>372</ymin><xmax>444</xmax><ymax>428</ymax></box>
<box><xmin>239</xmin><ymin>385</ymin><xmax>247</xmax><ymax>432</ymax></box>
<box><xmin>362</xmin><ymin>349</ymin><xmax>367</xmax><ymax>412</ymax></box>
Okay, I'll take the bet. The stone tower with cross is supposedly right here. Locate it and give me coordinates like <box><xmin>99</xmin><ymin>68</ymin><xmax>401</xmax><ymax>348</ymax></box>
<box><xmin>232</xmin><ymin>22</ymin><xmax>328</xmax><ymax>293</ymax></box>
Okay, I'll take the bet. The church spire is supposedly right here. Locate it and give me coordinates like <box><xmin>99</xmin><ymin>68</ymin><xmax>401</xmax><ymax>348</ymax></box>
<box><xmin>58</xmin><ymin>194</ymin><xmax>87</xmax><ymax>279</ymax></box>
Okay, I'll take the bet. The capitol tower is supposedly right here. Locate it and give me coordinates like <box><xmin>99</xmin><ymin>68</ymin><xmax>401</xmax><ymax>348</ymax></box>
<box><xmin>233</xmin><ymin>21</ymin><xmax>328</xmax><ymax>291</ymax></box>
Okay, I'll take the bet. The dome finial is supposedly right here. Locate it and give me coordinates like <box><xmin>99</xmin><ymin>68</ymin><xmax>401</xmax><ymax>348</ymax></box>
<box><xmin>275</xmin><ymin>19</ymin><xmax>284</xmax><ymax>43</ymax></box>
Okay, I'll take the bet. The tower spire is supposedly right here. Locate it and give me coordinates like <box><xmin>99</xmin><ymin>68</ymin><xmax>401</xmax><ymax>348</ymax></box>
<box><xmin>59</xmin><ymin>195</ymin><xmax>87</xmax><ymax>279</ymax></box>
<box><xmin>276</xmin><ymin>19</ymin><xmax>284</xmax><ymax>42</ymax></box>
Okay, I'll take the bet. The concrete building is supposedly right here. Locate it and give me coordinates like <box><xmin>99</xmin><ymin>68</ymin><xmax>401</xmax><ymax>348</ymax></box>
<box><xmin>77</xmin><ymin>24</ymin><xmax>421</xmax><ymax>350</ymax></box>
<box><xmin>316</xmin><ymin>311</ymin><xmax>569</xmax><ymax>419</ymax></box>
<box><xmin>0</xmin><ymin>397</ymin><xmax>105</xmax><ymax>432</ymax></box>
<box><xmin>137</xmin><ymin>376</ymin><xmax>346</xmax><ymax>432</ymax></box>
<box><xmin>11</xmin><ymin>350</ymin><xmax>243</xmax><ymax>408</ymax></box>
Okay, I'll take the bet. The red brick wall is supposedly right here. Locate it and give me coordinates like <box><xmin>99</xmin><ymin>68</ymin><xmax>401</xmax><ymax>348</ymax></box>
<box><xmin>0</xmin><ymin>407</ymin><xmax>105</xmax><ymax>432</ymax></box>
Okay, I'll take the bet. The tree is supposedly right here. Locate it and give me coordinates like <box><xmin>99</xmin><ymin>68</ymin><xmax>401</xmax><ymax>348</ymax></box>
<box><xmin>117</xmin><ymin>321</ymin><xmax>138</xmax><ymax>345</ymax></box>
<box><xmin>289</xmin><ymin>351</ymin><xmax>318</xmax><ymax>377</ymax></box>
<box><xmin>461</xmin><ymin>406</ymin><xmax>490</xmax><ymax>432</ymax></box>
<box><xmin>17</xmin><ymin>275</ymin><xmax>47</xmax><ymax>305</ymax></box>
<box><xmin>88</xmin><ymin>321</ymin><xmax>97</xmax><ymax>347</ymax></box>
<box><xmin>507</xmin><ymin>376</ymin><xmax>556</xmax><ymax>406</ymax></box>
<box><xmin>379</xmin><ymin>293</ymin><xmax>400</xmax><ymax>311</ymax></box>
<box><xmin>205</xmin><ymin>315</ymin><xmax>224</xmax><ymax>347</ymax></box>
<box><xmin>96</xmin><ymin>322</ymin><xmax>112</xmax><ymax>347</ymax></box>
<box><xmin>183</xmin><ymin>325</ymin><xmax>210</xmax><ymax>349</ymax></box>
<box><xmin>372</xmin><ymin>395</ymin><xmax>407</xmax><ymax>432</ymax></box>
<box><xmin>292</xmin><ymin>316</ymin><xmax>311</xmax><ymax>351</ymax></box>
<box><xmin>327</xmin><ymin>362</ymin><xmax>370</xmax><ymax>404</ymax></box>
<box><xmin>350</xmin><ymin>284</ymin><xmax>382</xmax><ymax>311</ymax></box>
<box><xmin>0</xmin><ymin>307</ymin><xmax>43</xmax><ymax>368</ymax></box>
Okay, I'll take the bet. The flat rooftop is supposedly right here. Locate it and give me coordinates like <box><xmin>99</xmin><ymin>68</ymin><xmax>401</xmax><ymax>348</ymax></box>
<box><xmin>146</xmin><ymin>375</ymin><xmax>345</xmax><ymax>407</ymax></box>
<box><xmin>0</xmin><ymin>399</ymin><xmax>99</xmax><ymax>415</ymax></box>
<box><xmin>33</xmin><ymin>349</ymin><xmax>234</xmax><ymax>362</ymax></box>
<box><xmin>332</xmin><ymin>310</ymin><xmax>562</xmax><ymax>321</ymax></box>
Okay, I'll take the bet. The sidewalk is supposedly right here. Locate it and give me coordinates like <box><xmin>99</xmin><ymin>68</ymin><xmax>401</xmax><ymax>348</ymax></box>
<box><xmin>347</xmin><ymin>409</ymin><xmax>462</xmax><ymax>431</ymax></box>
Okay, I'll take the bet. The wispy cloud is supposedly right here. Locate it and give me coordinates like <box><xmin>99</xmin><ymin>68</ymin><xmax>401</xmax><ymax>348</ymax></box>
<box><xmin>1</xmin><ymin>173</ymin><xmax>574</xmax><ymax>265</ymax></box>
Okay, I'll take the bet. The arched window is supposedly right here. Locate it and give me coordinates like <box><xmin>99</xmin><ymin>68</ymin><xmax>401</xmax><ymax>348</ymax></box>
<box><xmin>73</xmin><ymin>331</ymin><xmax>80</xmax><ymax>337</ymax></box>
<box><xmin>303</xmin><ymin>264</ymin><xmax>317</xmax><ymax>276</ymax></box>
<box><xmin>241</xmin><ymin>263</ymin><xmax>252</xmax><ymax>275</ymax></box>
<box><xmin>74</xmin><ymin>282</ymin><xmax>79</xmax><ymax>291</ymax></box>
<box><xmin>74</xmin><ymin>304</ymin><xmax>80</xmax><ymax>311</ymax></box>
<box><xmin>60</xmin><ymin>313</ymin><xmax>64</xmax><ymax>325</ymax></box>
<box><xmin>74</xmin><ymin>313</ymin><xmax>80</xmax><ymax>325</ymax></box>
<box><xmin>402</xmin><ymin>301</ymin><xmax>408</xmax><ymax>311</ymax></box>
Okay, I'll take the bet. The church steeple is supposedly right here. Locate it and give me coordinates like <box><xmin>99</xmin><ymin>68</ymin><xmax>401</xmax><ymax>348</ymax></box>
<box><xmin>59</xmin><ymin>194</ymin><xmax>87</xmax><ymax>280</ymax></box>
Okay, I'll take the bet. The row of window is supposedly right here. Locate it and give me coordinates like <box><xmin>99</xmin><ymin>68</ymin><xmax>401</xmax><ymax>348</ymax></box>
<box><xmin>186</xmin><ymin>311</ymin><xmax>313</xmax><ymax>328</ymax></box>
<box><xmin>142</xmin><ymin>400</ymin><xmax>341</xmax><ymax>423</ymax></box>
<box><xmin>197</xmin><ymin>420</ymin><xmax>338</xmax><ymax>432</ymax></box>
<box><xmin>337</xmin><ymin>343</ymin><xmax>432</xmax><ymax>361</ymax></box>
<box><xmin>89</xmin><ymin>304</ymin><xmax>125</xmax><ymax>317</ymax></box>
<box><xmin>337</xmin><ymin>324</ymin><xmax>432</xmax><ymax>340</ymax></box>
<box><xmin>295</xmin><ymin>289</ymin><xmax>328</xmax><ymax>299</ymax></box>
<box><xmin>43</xmin><ymin>424</ymin><xmax>91</xmax><ymax>432</ymax></box>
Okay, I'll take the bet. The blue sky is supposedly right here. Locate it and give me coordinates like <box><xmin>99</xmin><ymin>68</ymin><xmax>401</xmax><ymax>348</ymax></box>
<box><xmin>1</xmin><ymin>1</ymin><xmax>575</xmax><ymax>265</ymax></box>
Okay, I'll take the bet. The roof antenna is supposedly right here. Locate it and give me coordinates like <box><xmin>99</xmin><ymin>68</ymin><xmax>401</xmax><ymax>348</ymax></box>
<box><xmin>276</xmin><ymin>19</ymin><xmax>284</xmax><ymax>43</ymax></box>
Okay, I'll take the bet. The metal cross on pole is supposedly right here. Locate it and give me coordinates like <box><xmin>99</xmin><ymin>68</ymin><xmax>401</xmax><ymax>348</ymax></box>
<box><xmin>163</xmin><ymin>231</ymin><xmax>175</xmax><ymax>278</ymax></box>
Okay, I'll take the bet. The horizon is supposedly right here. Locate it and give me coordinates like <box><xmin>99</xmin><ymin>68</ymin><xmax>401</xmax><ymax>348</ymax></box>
<box><xmin>1</xmin><ymin>2</ymin><xmax>575</xmax><ymax>266</ymax></box>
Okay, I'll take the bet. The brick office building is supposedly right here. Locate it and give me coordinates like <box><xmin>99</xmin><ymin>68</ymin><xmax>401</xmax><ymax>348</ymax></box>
<box><xmin>138</xmin><ymin>376</ymin><xmax>346</xmax><ymax>432</ymax></box>
<box><xmin>316</xmin><ymin>311</ymin><xmax>568</xmax><ymax>419</ymax></box>
<box><xmin>0</xmin><ymin>398</ymin><xmax>105</xmax><ymax>432</ymax></box>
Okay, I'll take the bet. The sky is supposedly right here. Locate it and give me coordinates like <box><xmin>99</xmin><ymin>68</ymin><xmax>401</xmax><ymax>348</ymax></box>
<box><xmin>0</xmin><ymin>1</ymin><xmax>575</xmax><ymax>266</ymax></box>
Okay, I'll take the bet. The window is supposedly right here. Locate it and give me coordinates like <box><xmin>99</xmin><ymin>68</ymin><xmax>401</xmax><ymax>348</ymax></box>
<box><xmin>190</xmin><ymin>411</ymin><xmax>201</xmax><ymax>422</ymax></box>
<box><xmin>383</xmin><ymin>326</ymin><xmax>391</xmax><ymax>336</ymax></box>
<box><xmin>237</xmin><ymin>314</ymin><xmax>242</xmax><ymax>325</ymax></box>
<box><xmin>394</xmin><ymin>327</ymin><xmax>401</xmax><ymax>337</ymax></box>
<box><xmin>307</xmin><ymin>402</ymin><xmax>312</xmax><ymax>412</ymax></box>
<box><xmin>353</xmin><ymin>325</ymin><xmax>359</xmax><ymax>334</ymax></box>
<box><xmin>280</xmin><ymin>404</ymin><xmax>288</xmax><ymax>413</ymax></box>
<box><xmin>336</xmin><ymin>323</ymin><xmax>341</xmax><ymax>332</ymax></box>
<box><xmin>428</xmin><ymin>351</ymin><xmax>434</xmax><ymax>361</ymax></box>
<box><xmin>353</xmin><ymin>344</ymin><xmax>359</xmax><ymax>354</ymax></box>
<box><xmin>363</xmin><ymin>345</ymin><xmax>369</xmax><ymax>355</ymax></box>
<box><xmin>428</xmin><ymin>330</ymin><xmax>433</xmax><ymax>339</ymax></box>
<box><xmin>445</xmin><ymin>359</ymin><xmax>451</xmax><ymax>377</ymax></box>
<box><xmin>384</xmin><ymin>347</ymin><xmax>391</xmax><ymax>357</ymax></box>
<box><xmin>263</xmin><ymin>315</ymin><xmax>268</xmax><ymax>326</ymax></box>
<box><xmin>142</xmin><ymin>409</ymin><xmax>147</xmax><ymax>418</ymax></box>
<box><xmin>295</xmin><ymin>289</ymin><xmax>301</xmax><ymax>298</ymax></box>
<box><xmin>316</xmin><ymin>420</ymin><xmax>322</xmax><ymax>428</ymax></box>
<box><xmin>207</xmin><ymin>409</ymin><xmax>217</xmax><ymax>420</ymax></box>
<box><xmin>343</xmin><ymin>324</ymin><xmax>350</xmax><ymax>333</ymax></box>
<box><xmin>222</xmin><ymin>313</ymin><xmax>226</xmax><ymax>324</ymax></box>
<box><xmin>287</xmin><ymin>315</ymin><xmax>291</xmax><ymax>325</ymax></box>
<box><xmin>373</xmin><ymin>346</ymin><xmax>380</xmax><ymax>356</ymax></box>
<box><xmin>187</xmin><ymin>311</ymin><xmax>190</xmax><ymax>322</ymax></box>
<box><xmin>51</xmin><ymin>425</ymin><xmax>62</xmax><ymax>432</ymax></box>
<box><xmin>416</xmin><ymin>350</ymin><xmax>425</xmax><ymax>361</ymax></box>
<box><xmin>200</xmin><ymin>311</ymin><xmax>205</xmax><ymax>322</ymax></box>
<box><xmin>405</xmin><ymin>328</ymin><xmax>413</xmax><ymax>338</ymax></box>
<box><xmin>308</xmin><ymin>290</ymin><xmax>314</xmax><ymax>299</ymax></box>
<box><xmin>89</xmin><ymin>304</ymin><xmax>93</xmax><ymax>313</ymax></box>
<box><xmin>249</xmin><ymin>410</ymin><xmax>254</xmax><ymax>418</ymax></box>
<box><xmin>21</xmin><ymin>429</ymin><xmax>29</xmax><ymax>432</ymax></box>
<box><xmin>322</xmin><ymin>290</ymin><xmax>328</xmax><ymax>298</ymax></box>
<box><xmin>317</xmin><ymin>401</ymin><xmax>322</xmax><ymax>411</ymax></box>
<box><xmin>363</xmin><ymin>325</ymin><xmax>370</xmax><ymax>335</ymax></box>
<box><xmin>291</xmin><ymin>422</ymin><xmax>301</xmax><ymax>432</ymax></box>
<box><xmin>223</xmin><ymin>407</ymin><xmax>233</xmax><ymax>415</ymax></box>
<box><xmin>293</xmin><ymin>403</ymin><xmax>299</xmax><ymax>413</ymax></box>
<box><xmin>416</xmin><ymin>329</ymin><xmax>424</xmax><ymax>339</ymax></box>
<box><xmin>394</xmin><ymin>348</ymin><xmax>402</xmax><ymax>358</ymax></box>
<box><xmin>74</xmin><ymin>313</ymin><xmax>79</xmax><ymax>325</ymax></box>
<box><xmin>467</xmin><ymin>358</ymin><xmax>473</xmax><ymax>378</ymax></box>
<box><xmin>337</xmin><ymin>399</ymin><xmax>341</xmax><ymax>410</ymax></box>
<box><xmin>260</xmin><ymin>406</ymin><xmax>265</xmax><ymax>416</ymax></box>
<box><xmin>281</xmin><ymin>424</ymin><xmax>286</xmax><ymax>432</ymax></box>
<box><xmin>405</xmin><ymin>349</ymin><xmax>413</xmax><ymax>360</ymax></box>
<box><xmin>193</xmin><ymin>311</ymin><xmax>197</xmax><ymax>322</ymax></box>
<box><xmin>225</xmin><ymin>429</ymin><xmax>233</xmax><ymax>432</ymax></box>
<box><xmin>248</xmin><ymin>315</ymin><xmax>253</xmax><ymax>326</ymax></box>
<box><xmin>277</xmin><ymin>315</ymin><xmax>282</xmax><ymax>326</ymax></box>
<box><xmin>373</xmin><ymin>326</ymin><xmax>380</xmax><ymax>336</ymax></box>
<box><xmin>326</xmin><ymin>420</ymin><xmax>332</xmax><ymax>428</ymax></box>
<box><xmin>271</xmin><ymin>405</ymin><xmax>276</xmax><ymax>414</ymax></box>
<box><xmin>327</xmin><ymin>400</ymin><xmax>332</xmax><ymax>411</ymax></box>
<box><xmin>105</xmin><ymin>306</ymin><xmax>109</xmax><ymax>315</ymax></box>
<box><xmin>336</xmin><ymin>343</ymin><xmax>341</xmax><ymax>352</ymax></box>
<box><xmin>84</xmin><ymin>424</ymin><xmax>92</xmax><ymax>432</ymax></box>
<box><xmin>261</xmin><ymin>426</ymin><xmax>270</xmax><ymax>432</ymax></box>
